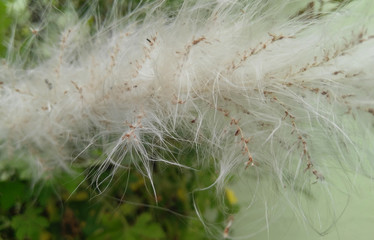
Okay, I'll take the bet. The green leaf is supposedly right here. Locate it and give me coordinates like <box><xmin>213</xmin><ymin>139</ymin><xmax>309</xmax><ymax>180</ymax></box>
<box><xmin>57</xmin><ymin>169</ymin><xmax>86</xmax><ymax>194</ymax></box>
<box><xmin>0</xmin><ymin>1</ymin><xmax>12</xmax><ymax>58</ymax></box>
<box><xmin>10</xmin><ymin>207</ymin><xmax>49</xmax><ymax>240</ymax></box>
<box><xmin>0</xmin><ymin>181</ymin><xmax>27</xmax><ymax>210</ymax></box>
<box><xmin>131</xmin><ymin>213</ymin><xmax>166</xmax><ymax>239</ymax></box>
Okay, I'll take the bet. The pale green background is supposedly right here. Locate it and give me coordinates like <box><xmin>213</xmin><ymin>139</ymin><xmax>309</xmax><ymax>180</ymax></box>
<box><xmin>232</xmin><ymin>171</ymin><xmax>374</xmax><ymax>239</ymax></box>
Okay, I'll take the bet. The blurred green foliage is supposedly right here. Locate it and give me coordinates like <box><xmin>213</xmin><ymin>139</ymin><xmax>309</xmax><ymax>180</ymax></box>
<box><xmin>0</xmin><ymin>0</ymin><xmax>183</xmax><ymax>63</ymax></box>
<box><xmin>0</xmin><ymin>1</ymin><xmax>12</xmax><ymax>57</ymax></box>
<box><xmin>0</xmin><ymin>152</ymin><xmax>238</xmax><ymax>239</ymax></box>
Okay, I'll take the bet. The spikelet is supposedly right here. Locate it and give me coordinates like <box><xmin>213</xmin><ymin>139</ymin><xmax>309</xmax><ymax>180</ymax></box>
<box><xmin>1</xmin><ymin>0</ymin><xmax>373</xmax><ymax>237</ymax></box>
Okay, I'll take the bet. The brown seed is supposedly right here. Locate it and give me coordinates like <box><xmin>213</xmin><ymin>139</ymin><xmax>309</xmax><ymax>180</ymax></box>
<box><xmin>234</xmin><ymin>129</ymin><xmax>240</xmax><ymax>136</ymax></box>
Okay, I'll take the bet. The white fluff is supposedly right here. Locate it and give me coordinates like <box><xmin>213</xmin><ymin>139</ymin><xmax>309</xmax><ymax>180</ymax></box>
<box><xmin>1</xmin><ymin>0</ymin><xmax>374</xmax><ymax>238</ymax></box>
